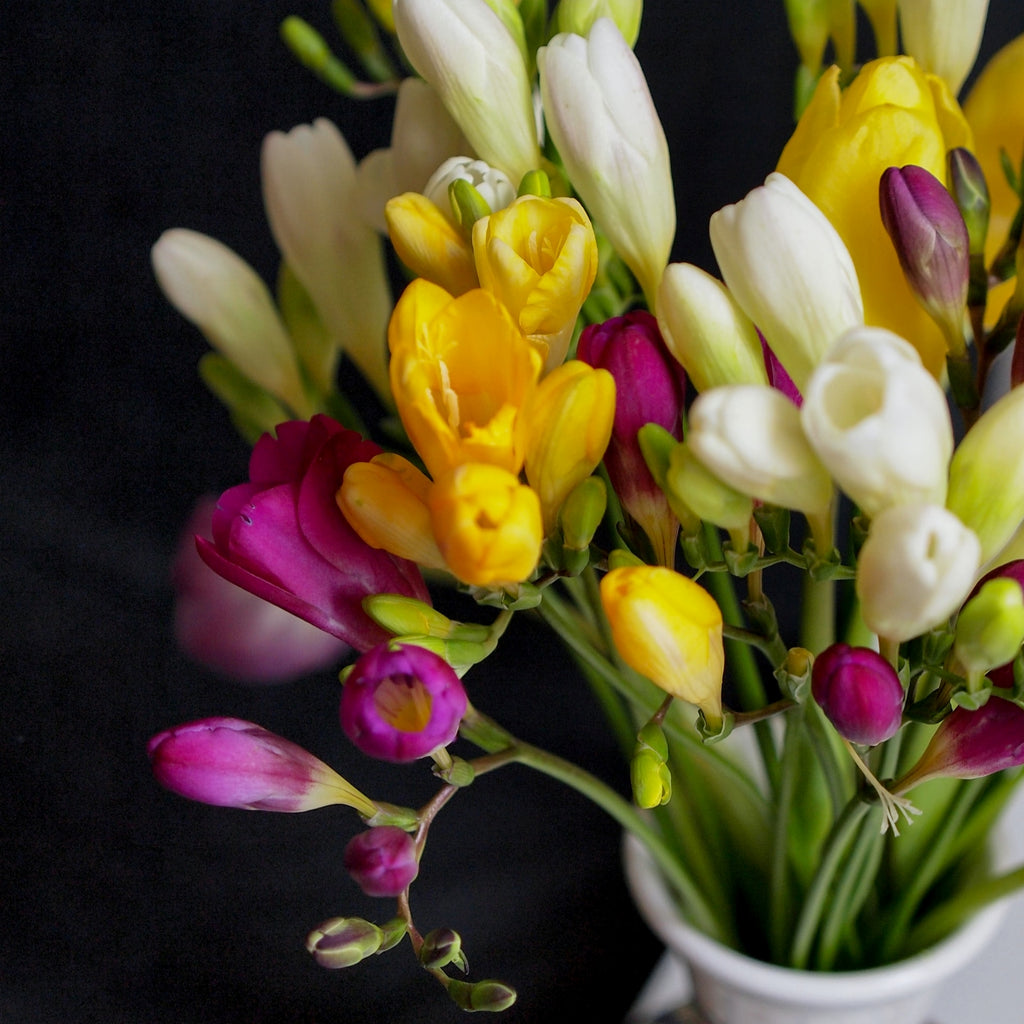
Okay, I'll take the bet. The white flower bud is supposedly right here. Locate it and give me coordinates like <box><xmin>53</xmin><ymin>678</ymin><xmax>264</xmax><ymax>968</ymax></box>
<box><xmin>898</xmin><ymin>0</ymin><xmax>990</xmax><ymax>96</ymax></box>
<box><xmin>423</xmin><ymin>157</ymin><xmax>516</xmax><ymax>225</ymax></box>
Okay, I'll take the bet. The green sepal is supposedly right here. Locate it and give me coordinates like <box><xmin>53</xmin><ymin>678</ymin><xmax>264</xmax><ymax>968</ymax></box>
<box><xmin>377</xmin><ymin>916</ymin><xmax>410</xmax><ymax>953</ymax></box>
<box><xmin>753</xmin><ymin>503</ymin><xmax>791</xmax><ymax>554</ymax></box>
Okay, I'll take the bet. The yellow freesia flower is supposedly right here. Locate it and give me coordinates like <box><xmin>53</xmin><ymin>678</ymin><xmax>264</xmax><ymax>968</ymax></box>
<box><xmin>777</xmin><ymin>57</ymin><xmax>973</xmax><ymax>377</ymax></box>
<box><xmin>388</xmin><ymin>280</ymin><xmax>543</xmax><ymax>478</ymax></box>
<box><xmin>523</xmin><ymin>360</ymin><xmax>615</xmax><ymax>533</ymax></box>
<box><xmin>473</xmin><ymin>195</ymin><xmax>599</xmax><ymax>370</ymax></box>
<box><xmin>428</xmin><ymin>463</ymin><xmax>543</xmax><ymax>587</ymax></box>
<box><xmin>963</xmin><ymin>33</ymin><xmax>1024</xmax><ymax>326</ymax></box>
<box><xmin>385</xmin><ymin>192</ymin><xmax>479</xmax><ymax>297</ymax></box>
<box><xmin>337</xmin><ymin>454</ymin><xmax>447</xmax><ymax>571</ymax></box>
<box><xmin>599</xmin><ymin>565</ymin><xmax>725</xmax><ymax>729</ymax></box>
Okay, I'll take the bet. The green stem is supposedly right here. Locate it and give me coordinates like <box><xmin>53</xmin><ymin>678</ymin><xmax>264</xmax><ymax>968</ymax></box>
<box><xmin>769</xmin><ymin>705</ymin><xmax>804</xmax><ymax>962</ymax></box>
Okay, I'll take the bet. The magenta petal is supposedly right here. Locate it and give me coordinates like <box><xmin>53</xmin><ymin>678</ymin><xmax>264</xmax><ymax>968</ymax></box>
<box><xmin>761</xmin><ymin>332</ymin><xmax>802</xmax><ymax>406</ymax></box>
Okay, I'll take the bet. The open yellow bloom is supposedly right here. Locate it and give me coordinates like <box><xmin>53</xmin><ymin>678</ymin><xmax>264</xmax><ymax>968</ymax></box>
<box><xmin>599</xmin><ymin>566</ymin><xmax>725</xmax><ymax>729</ymax></box>
<box><xmin>385</xmin><ymin>192</ymin><xmax>478</xmax><ymax>297</ymax></box>
<box><xmin>523</xmin><ymin>360</ymin><xmax>615</xmax><ymax>533</ymax></box>
<box><xmin>473</xmin><ymin>195</ymin><xmax>599</xmax><ymax>370</ymax></box>
<box><xmin>388</xmin><ymin>280</ymin><xmax>543</xmax><ymax>478</ymax></box>
<box><xmin>777</xmin><ymin>57</ymin><xmax>973</xmax><ymax>377</ymax></box>
<box><xmin>428</xmin><ymin>463</ymin><xmax>543</xmax><ymax>587</ymax></box>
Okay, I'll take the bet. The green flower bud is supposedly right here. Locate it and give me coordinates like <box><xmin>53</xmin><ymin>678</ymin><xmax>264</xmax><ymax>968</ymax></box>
<box><xmin>378</xmin><ymin>916</ymin><xmax>410</xmax><ymax>953</ymax></box>
<box><xmin>954</xmin><ymin>578</ymin><xmax>1024</xmax><ymax>676</ymax></box>
<box><xmin>447</xmin><ymin>978</ymin><xmax>518</xmax><ymax>1013</ymax></box>
<box><xmin>607</xmin><ymin>547</ymin><xmax>645</xmax><ymax>570</ymax></box>
<box><xmin>364</xmin><ymin>595</ymin><xmax>459</xmax><ymax>639</ymax></box>
<box><xmin>631</xmin><ymin>750</ymin><xmax>672</xmax><ymax>808</ymax></box>
<box><xmin>517</xmin><ymin>169</ymin><xmax>552</xmax><ymax>198</ymax></box>
<box><xmin>554</xmin><ymin>0</ymin><xmax>643</xmax><ymax>47</ymax></box>
<box><xmin>638</xmin><ymin>425</ymin><xmax>701</xmax><ymax>536</ymax></box>
<box><xmin>635</xmin><ymin>719</ymin><xmax>668</xmax><ymax>760</ymax></box>
<box><xmin>666</xmin><ymin>441</ymin><xmax>753</xmax><ymax>535</ymax></box>
<box><xmin>560</xmin><ymin>476</ymin><xmax>607</xmax><ymax>552</ymax></box>
<box><xmin>419</xmin><ymin>927</ymin><xmax>466</xmax><ymax>971</ymax></box>
<box><xmin>306</xmin><ymin>917</ymin><xmax>383</xmax><ymax>969</ymax></box>
<box><xmin>449</xmin><ymin>178</ymin><xmax>494</xmax><ymax>235</ymax></box>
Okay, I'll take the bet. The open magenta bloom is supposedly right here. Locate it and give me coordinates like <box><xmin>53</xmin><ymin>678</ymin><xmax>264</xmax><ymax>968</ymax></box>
<box><xmin>196</xmin><ymin>415</ymin><xmax>430</xmax><ymax>652</ymax></box>
<box><xmin>577</xmin><ymin>311</ymin><xmax>686</xmax><ymax>564</ymax></box>
<box><xmin>147</xmin><ymin>717</ymin><xmax>377</xmax><ymax>814</ymax></box>
<box><xmin>811</xmin><ymin>643</ymin><xmax>904</xmax><ymax>746</ymax></box>
<box><xmin>340</xmin><ymin>643</ymin><xmax>467</xmax><ymax>762</ymax></box>
<box><xmin>343</xmin><ymin>826</ymin><xmax>419</xmax><ymax>897</ymax></box>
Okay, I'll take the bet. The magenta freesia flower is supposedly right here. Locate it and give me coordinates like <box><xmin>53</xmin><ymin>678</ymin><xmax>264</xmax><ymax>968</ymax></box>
<box><xmin>577</xmin><ymin>311</ymin><xmax>686</xmax><ymax>565</ymax></box>
<box><xmin>811</xmin><ymin>644</ymin><xmax>905</xmax><ymax>746</ymax></box>
<box><xmin>344</xmin><ymin>826</ymin><xmax>420</xmax><ymax>897</ymax></box>
<box><xmin>174</xmin><ymin>496</ymin><xmax>349</xmax><ymax>683</ymax></box>
<box><xmin>340</xmin><ymin>643</ymin><xmax>467</xmax><ymax>762</ymax></box>
<box><xmin>147</xmin><ymin>717</ymin><xmax>378</xmax><ymax>814</ymax></box>
<box><xmin>196</xmin><ymin>415</ymin><xmax>430</xmax><ymax>652</ymax></box>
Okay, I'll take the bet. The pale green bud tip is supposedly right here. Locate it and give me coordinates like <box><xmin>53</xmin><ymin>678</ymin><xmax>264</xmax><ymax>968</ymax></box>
<box><xmin>555</xmin><ymin>0</ymin><xmax>643</xmax><ymax>47</ymax></box>
<box><xmin>363</xmin><ymin>594</ymin><xmax>458</xmax><ymax>639</ymax></box>
<box><xmin>635</xmin><ymin>720</ymin><xmax>668</xmax><ymax>760</ymax></box>
<box><xmin>449</xmin><ymin>179</ymin><xmax>493</xmax><ymax>233</ymax></box>
<box><xmin>948</xmin><ymin>148</ymin><xmax>990</xmax><ymax>256</ymax></box>
<box><xmin>447</xmin><ymin>978</ymin><xmax>518</xmax><ymax>1013</ymax></box>
<box><xmin>306</xmin><ymin>917</ymin><xmax>383</xmax><ymax>968</ymax></box>
<box><xmin>607</xmin><ymin>547</ymin><xmax>645</xmax><ymax>570</ymax></box>
<box><xmin>518</xmin><ymin>169</ymin><xmax>552</xmax><ymax>198</ymax></box>
<box><xmin>419</xmin><ymin>927</ymin><xmax>465</xmax><ymax>970</ymax></box>
<box><xmin>560</xmin><ymin>476</ymin><xmax>607</xmax><ymax>551</ymax></box>
<box><xmin>954</xmin><ymin>578</ymin><xmax>1024</xmax><ymax>675</ymax></box>
<box><xmin>280</xmin><ymin>17</ymin><xmax>331</xmax><ymax>70</ymax></box>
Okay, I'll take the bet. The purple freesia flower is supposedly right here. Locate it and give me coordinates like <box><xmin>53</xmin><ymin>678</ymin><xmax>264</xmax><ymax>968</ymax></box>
<box><xmin>811</xmin><ymin>643</ymin><xmax>905</xmax><ymax>746</ymax></box>
<box><xmin>340</xmin><ymin>643</ymin><xmax>467</xmax><ymax>763</ymax></box>
<box><xmin>343</xmin><ymin>826</ymin><xmax>419</xmax><ymax>897</ymax></box>
<box><xmin>147</xmin><ymin>717</ymin><xmax>378</xmax><ymax>814</ymax></box>
<box><xmin>196</xmin><ymin>415</ymin><xmax>430</xmax><ymax>652</ymax></box>
<box><xmin>577</xmin><ymin>311</ymin><xmax>686</xmax><ymax>564</ymax></box>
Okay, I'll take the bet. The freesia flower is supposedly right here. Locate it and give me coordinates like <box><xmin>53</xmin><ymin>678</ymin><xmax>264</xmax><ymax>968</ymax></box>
<box><xmin>196</xmin><ymin>415</ymin><xmax>430</xmax><ymax>651</ymax></box>
<box><xmin>856</xmin><ymin>503</ymin><xmax>981</xmax><ymax>643</ymax></box>
<box><xmin>339</xmin><ymin>643</ymin><xmax>468</xmax><ymax>762</ymax></box>
<box><xmin>261</xmin><ymin>118</ymin><xmax>392</xmax><ymax>401</ymax></box>
<box><xmin>599</xmin><ymin>565</ymin><xmax>725</xmax><ymax>730</ymax></box>
<box><xmin>657</xmin><ymin>262</ymin><xmax>769</xmax><ymax>393</ymax></box>
<box><xmin>539</xmin><ymin>17</ymin><xmax>675</xmax><ymax>307</ymax></box>
<box><xmin>387</xmin><ymin>280</ymin><xmax>543</xmax><ymax>479</ymax></box>
<box><xmin>427</xmin><ymin>463</ymin><xmax>543</xmax><ymax>587</ymax></box>
<box><xmin>898</xmin><ymin>0</ymin><xmax>990</xmax><ymax>97</ymax></box>
<box><xmin>800</xmin><ymin>327</ymin><xmax>953</xmax><ymax>518</ymax></box>
<box><xmin>708</xmin><ymin>173</ymin><xmax>864</xmax><ymax>391</ymax></box>
<box><xmin>148</xmin><ymin>717</ymin><xmax>378</xmax><ymax>815</ymax></box>
<box><xmin>811</xmin><ymin>644</ymin><xmax>905</xmax><ymax>746</ymax></box>
<box><xmin>577</xmin><ymin>311</ymin><xmax>687</xmax><ymax>566</ymax></box>
<box><xmin>344</xmin><ymin>826</ymin><xmax>420</xmax><ymax>897</ymax></box>
<box><xmin>173</xmin><ymin>496</ymin><xmax>348</xmax><ymax>683</ymax></box>
<box><xmin>776</xmin><ymin>57</ymin><xmax>973</xmax><ymax>377</ymax></box>
<box><xmin>473</xmin><ymin>195</ymin><xmax>599</xmax><ymax>371</ymax></box>
<box><xmin>424</xmin><ymin>156</ymin><xmax>516</xmax><ymax>225</ymax></box>
<box><xmin>392</xmin><ymin>0</ymin><xmax>542</xmax><ymax>185</ymax></box>
<box><xmin>151</xmin><ymin>228</ymin><xmax>311</xmax><ymax>416</ymax></box>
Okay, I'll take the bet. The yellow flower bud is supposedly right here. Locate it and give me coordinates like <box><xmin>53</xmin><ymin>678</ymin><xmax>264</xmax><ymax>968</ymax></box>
<box><xmin>473</xmin><ymin>195</ymin><xmax>599</xmax><ymax>370</ymax></box>
<box><xmin>524</xmin><ymin>361</ymin><xmax>615</xmax><ymax>533</ymax></box>
<box><xmin>777</xmin><ymin>57</ymin><xmax>973</xmax><ymax>377</ymax></box>
<box><xmin>599</xmin><ymin>566</ymin><xmax>725</xmax><ymax>728</ymax></box>
<box><xmin>428</xmin><ymin>464</ymin><xmax>543</xmax><ymax>587</ymax></box>
<box><xmin>388</xmin><ymin>281</ymin><xmax>543</xmax><ymax>478</ymax></box>
<box><xmin>385</xmin><ymin>192</ymin><xmax>479</xmax><ymax>296</ymax></box>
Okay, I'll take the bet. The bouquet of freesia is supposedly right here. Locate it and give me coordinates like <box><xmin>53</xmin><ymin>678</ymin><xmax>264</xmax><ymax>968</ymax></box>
<box><xmin>149</xmin><ymin>0</ymin><xmax>1024</xmax><ymax>1013</ymax></box>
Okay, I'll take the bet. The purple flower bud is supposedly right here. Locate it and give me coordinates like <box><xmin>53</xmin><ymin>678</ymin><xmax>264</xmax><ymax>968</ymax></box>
<box><xmin>896</xmin><ymin>698</ymin><xmax>1024</xmax><ymax>792</ymax></box>
<box><xmin>879</xmin><ymin>165</ymin><xmax>969</xmax><ymax>339</ymax></box>
<box><xmin>811</xmin><ymin>644</ymin><xmax>904</xmax><ymax>746</ymax></box>
<box><xmin>343</xmin><ymin>826</ymin><xmax>419</xmax><ymax>897</ymax></box>
<box><xmin>761</xmin><ymin>332</ymin><xmax>802</xmax><ymax>407</ymax></box>
<box><xmin>147</xmin><ymin>717</ymin><xmax>378</xmax><ymax>814</ymax></box>
<box><xmin>340</xmin><ymin>644</ymin><xmax>467</xmax><ymax>762</ymax></box>
<box><xmin>577</xmin><ymin>311</ymin><xmax>687</xmax><ymax>564</ymax></box>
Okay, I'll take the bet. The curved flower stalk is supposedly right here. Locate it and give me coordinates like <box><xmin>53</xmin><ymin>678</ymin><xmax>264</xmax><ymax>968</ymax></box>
<box><xmin>539</xmin><ymin>17</ymin><xmax>675</xmax><ymax>308</ymax></box>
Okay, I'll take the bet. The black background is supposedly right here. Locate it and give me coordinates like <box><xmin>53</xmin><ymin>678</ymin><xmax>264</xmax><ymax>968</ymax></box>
<box><xmin>4</xmin><ymin>3</ymin><xmax>1023</xmax><ymax>1022</ymax></box>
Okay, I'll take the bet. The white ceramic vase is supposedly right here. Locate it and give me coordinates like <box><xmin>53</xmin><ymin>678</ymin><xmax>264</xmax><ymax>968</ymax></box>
<box><xmin>623</xmin><ymin>833</ymin><xmax>1009</xmax><ymax>1024</ymax></box>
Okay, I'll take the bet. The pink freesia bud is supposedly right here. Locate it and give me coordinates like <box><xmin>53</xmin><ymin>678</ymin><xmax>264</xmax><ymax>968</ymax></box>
<box><xmin>895</xmin><ymin>698</ymin><xmax>1024</xmax><ymax>793</ymax></box>
<box><xmin>577</xmin><ymin>311</ymin><xmax>686</xmax><ymax>565</ymax></box>
<box><xmin>340</xmin><ymin>643</ymin><xmax>467</xmax><ymax>762</ymax></box>
<box><xmin>196</xmin><ymin>415</ymin><xmax>430</xmax><ymax>652</ymax></box>
<box><xmin>760</xmin><ymin>332</ymin><xmax>802</xmax><ymax>406</ymax></box>
<box><xmin>879</xmin><ymin>165</ymin><xmax>970</xmax><ymax>344</ymax></box>
<box><xmin>147</xmin><ymin>717</ymin><xmax>378</xmax><ymax>815</ymax></box>
<box><xmin>811</xmin><ymin>643</ymin><xmax>905</xmax><ymax>746</ymax></box>
<box><xmin>343</xmin><ymin>825</ymin><xmax>419</xmax><ymax>897</ymax></box>
<box><xmin>173</xmin><ymin>496</ymin><xmax>348</xmax><ymax>683</ymax></box>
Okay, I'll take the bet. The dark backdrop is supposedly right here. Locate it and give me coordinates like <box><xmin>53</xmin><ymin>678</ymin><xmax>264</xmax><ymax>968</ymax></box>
<box><xmin>4</xmin><ymin>4</ymin><xmax>1022</xmax><ymax>1023</ymax></box>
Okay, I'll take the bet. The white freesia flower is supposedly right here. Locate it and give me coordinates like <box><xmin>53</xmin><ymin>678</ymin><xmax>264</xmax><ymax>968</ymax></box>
<box><xmin>261</xmin><ymin>118</ymin><xmax>392</xmax><ymax>402</ymax></box>
<box><xmin>539</xmin><ymin>18</ymin><xmax>675</xmax><ymax>307</ymax></box>
<box><xmin>688</xmin><ymin>385</ymin><xmax>833</xmax><ymax>517</ymax></box>
<box><xmin>151</xmin><ymin>228</ymin><xmax>310</xmax><ymax>416</ymax></box>
<box><xmin>856</xmin><ymin>503</ymin><xmax>981</xmax><ymax>642</ymax></box>
<box><xmin>423</xmin><ymin>157</ymin><xmax>516</xmax><ymax>225</ymax></box>
<box><xmin>392</xmin><ymin>0</ymin><xmax>542</xmax><ymax>185</ymax></box>
<box><xmin>801</xmin><ymin>326</ymin><xmax>953</xmax><ymax>518</ymax></box>
<box><xmin>709</xmin><ymin>172</ymin><xmax>864</xmax><ymax>390</ymax></box>
<box><xmin>898</xmin><ymin>0</ymin><xmax>990</xmax><ymax>96</ymax></box>
<box><xmin>658</xmin><ymin>262</ymin><xmax>769</xmax><ymax>393</ymax></box>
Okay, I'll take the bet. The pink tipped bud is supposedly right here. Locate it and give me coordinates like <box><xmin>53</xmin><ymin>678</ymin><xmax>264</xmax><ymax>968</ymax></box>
<box><xmin>340</xmin><ymin>643</ymin><xmax>467</xmax><ymax>762</ymax></box>
<box><xmin>147</xmin><ymin>717</ymin><xmax>377</xmax><ymax>815</ymax></box>
<box><xmin>811</xmin><ymin>644</ymin><xmax>905</xmax><ymax>746</ymax></box>
<box><xmin>879</xmin><ymin>165</ymin><xmax>969</xmax><ymax>343</ymax></box>
<box><xmin>343</xmin><ymin>825</ymin><xmax>419</xmax><ymax>897</ymax></box>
